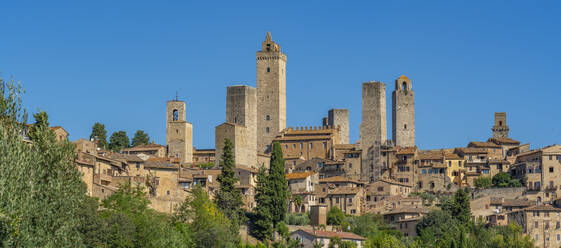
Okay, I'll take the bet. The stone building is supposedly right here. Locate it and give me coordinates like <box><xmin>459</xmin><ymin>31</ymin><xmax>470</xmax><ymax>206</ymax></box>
<box><xmin>257</xmin><ymin>32</ymin><xmax>286</xmax><ymax>153</ymax></box>
<box><xmin>286</xmin><ymin>171</ymin><xmax>318</xmax><ymax>213</ymax></box>
<box><xmin>192</xmin><ymin>148</ymin><xmax>215</xmax><ymax>165</ymax></box>
<box><xmin>324</xmin><ymin>108</ymin><xmax>349</xmax><ymax>144</ymax></box>
<box><xmin>392</xmin><ymin>75</ymin><xmax>415</xmax><ymax>147</ymax></box>
<box><xmin>317</xmin><ymin>176</ymin><xmax>364</xmax><ymax>215</ymax></box>
<box><xmin>290</xmin><ymin>229</ymin><xmax>366</xmax><ymax>248</ymax></box>
<box><xmin>166</xmin><ymin>100</ymin><xmax>193</xmax><ymax>164</ymax></box>
<box><xmin>273</xmin><ymin>126</ymin><xmax>340</xmax><ymax>161</ymax></box>
<box><xmin>508</xmin><ymin>204</ymin><xmax>561</xmax><ymax>248</ymax></box>
<box><xmin>215</xmin><ymin>85</ymin><xmax>257</xmax><ymax>168</ymax></box>
<box><xmin>360</xmin><ymin>81</ymin><xmax>387</xmax><ymax>183</ymax></box>
<box><xmin>50</xmin><ymin>126</ymin><xmax>69</xmax><ymax>142</ymax></box>
<box><xmin>122</xmin><ymin>143</ymin><xmax>167</xmax><ymax>158</ymax></box>
<box><xmin>383</xmin><ymin>207</ymin><xmax>428</xmax><ymax>238</ymax></box>
<box><xmin>492</xmin><ymin>112</ymin><xmax>509</xmax><ymax>138</ymax></box>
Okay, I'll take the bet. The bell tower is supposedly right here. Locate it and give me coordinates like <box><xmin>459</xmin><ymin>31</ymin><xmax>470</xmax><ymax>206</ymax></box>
<box><xmin>256</xmin><ymin>32</ymin><xmax>287</xmax><ymax>153</ymax></box>
<box><xmin>492</xmin><ymin>112</ymin><xmax>509</xmax><ymax>138</ymax></box>
<box><xmin>166</xmin><ymin>100</ymin><xmax>193</xmax><ymax>163</ymax></box>
<box><xmin>392</xmin><ymin>75</ymin><xmax>415</xmax><ymax>147</ymax></box>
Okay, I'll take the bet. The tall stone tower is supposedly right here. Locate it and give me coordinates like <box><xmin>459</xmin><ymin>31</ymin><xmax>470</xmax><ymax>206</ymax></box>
<box><xmin>392</xmin><ymin>75</ymin><xmax>415</xmax><ymax>147</ymax></box>
<box><xmin>166</xmin><ymin>100</ymin><xmax>193</xmax><ymax>163</ymax></box>
<box><xmin>492</xmin><ymin>112</ymin><xmax>509</xmax><ymax>138</ymax></box>
<box><xmin>360</xmin><ymin>81</ymin><xmax>387</xmax><ymax>182</ymax></box>
<box><xmin>327</xmin><ymin>109</ymin><xmax>350</xmax><ymax>144</ymax></box>
<box><xmin>215</xmin><ymin>85</ymin><xmax>257</xmax><ymax>168</ymax></box>
<box><xmin>256</xmin><ymin>32</ymin><xmax>287</xmax><ymax>153</ymax></box>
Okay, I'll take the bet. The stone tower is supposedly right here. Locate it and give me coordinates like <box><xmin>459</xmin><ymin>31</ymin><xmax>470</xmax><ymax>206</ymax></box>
<box><xmin>392</xmin><ymin>75</ymin><xmax>415</xmax><ymax>147</ymax></box>
<box><xmin>256</xmin><ymin>32</ymin><xmax>287</xmax><ymax>153</ymax></box>
<box><xmin>492</xmin><ymin>112</ymin><xmax>509</xmax><ymax>138</ymax></box>
<box><xmin>360</xmin><ymin>81</ymin><xmax>387</xmax><ymax>182</ymax></box>
<box><xmin>166</xmin><ymin>100</ymin><xmax>193</xmax><ymax>163</ymax></box>
<box><xmin>327</xmin><ymin>109</ymin><xmax>350</xmax><ymax>144</ymax></box>
<box><xmin>215</xmin><ymin>85</ymin><xmax>257</xmax><ymax>168</ymax></box>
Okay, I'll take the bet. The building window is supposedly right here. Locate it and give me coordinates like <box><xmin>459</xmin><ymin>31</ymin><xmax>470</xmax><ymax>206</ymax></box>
<box><xmin>136</xmin><ymin>162</ymin><xmax>140</xmax><ymax>169</ymax></box>
<box><xmin>266</xmin><ymin>115</ymin><xmax>270</xmax><ymax>121</ymax></box>
<box><xmin>267</xmin><ymin>67</ymin><xmax>270</xmax><ymax>72</ymax></box>
<box><xmin>535</xmin><ymin>234</ymin><xmax>538</xmax><ymax>241</ymax></box>
<box><xmin>351</xmin><ymin>210</ymin><xmax>356</xmax><ymax>214</ymax></box>
<box><xmin>404</xmin><ymin>124</ymin><xmax>407</xmax><ymax>130</ymax></box>
<box><xmin>300</xmin><ymin>143</ymin><xmax>303</xmax><ymax>149</ymax></box>
<box><xmin>323</xmin><ymin>142</ymin><xmax>327</xmax><ymax>149</ymax></box>
<box><xmin>167</xmin><ymin>190</ymin><xmax>170</xmax><ymax>195</ymax></box>
<box><xmin>459</xmin><ymin>161</ymin><xmax>462</xmax><ymax>167</ymax></box>
<box><xmin>266</xmin><ymin>127</ymin><xmax>270</xmax><ymax>133</ymax></box>
<box><xmin>449</xmin><ymin>161</ymin><xmax>452</xmax><ymax>167</ymax></box>
<box><xmin>310</xmin><ymin>143</ymin><xmax>313</xmax><ymax>149</ymax></box>
<box><xmin>535</xmin><ymin>221</ymin><xmax>539</xmax><ymax>228</ymax></box>
<box><xmin>335</xmin><ymin>197</ymin><xmax>339</xmax><ymax>204</ymax></box>
<box><xmin>377</xmin><ymin>187</ymin><xmax>384</xmax><ymax>192</ymax></box>
<box><xmin>550</xmin><ymin>167</ymin><xmax>554</xmax><ymax>173</ymax></box>
<box><xmin>173</xmin><ymin>109</ymin><xmax>178</xmax><ymax>121</ymax></box>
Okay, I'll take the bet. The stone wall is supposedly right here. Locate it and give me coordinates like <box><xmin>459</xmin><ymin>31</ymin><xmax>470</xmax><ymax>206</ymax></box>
<box><xmin>360</xmin><ymin>81</ymin><xmax>387</xmax><ymax>182</ymax></box>
<box><xmin>225</xmin><ymin>85</ymin><xmax>257</xmax><ymax>167</ymax></box>
<box><xmin>328</xmin><ymin>108</ymin><xmax>349</xmax><ymax>145</ymax></box>
<box><xmin>215</xmin><ymin>123</ymin><xmax>251</xmax><ymax>168</ymax></box>
<box><xmin>392</xmin><ymin>75</ymin><xmax>415</xmax><ymax>147</ymax></box>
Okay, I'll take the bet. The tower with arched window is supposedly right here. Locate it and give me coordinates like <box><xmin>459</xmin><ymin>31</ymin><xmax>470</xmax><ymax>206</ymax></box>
<box><xmin>392</xmin><ymin>75</ymin><xmax>415</xmax><ymax>147</ymax></box>
<box><xmin>166</xmin><ymin>100</ymin><xmax>193</xmax><ymax>163</ymax></box>
<box><xmin>256</xmin><ymin>32</ymin><xmax>287</xmax><ymax>153</ymax></box>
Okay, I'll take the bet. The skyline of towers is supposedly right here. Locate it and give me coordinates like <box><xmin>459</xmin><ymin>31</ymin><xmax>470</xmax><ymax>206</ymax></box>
<box><xmin>392</xmin><ymin>75</ymin><xmax>415</xmax><ymax>147</ymax></box>
<box><xmin>166</xmin><ymin>100</ymin><xmax>193</xmax><ymax>163</ymax></box>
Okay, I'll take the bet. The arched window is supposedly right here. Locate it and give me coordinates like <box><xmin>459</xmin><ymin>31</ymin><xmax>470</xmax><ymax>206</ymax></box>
<box><xmin>266</xmin><ymin>115</ymin><xmax>270</xmax><ymax>121</ymax></box>
<box><xmin>173</xmin><ymin>109</ymin><xmax>179</xmax><ymax>121</ymax></box>
<box><xmin>499</xmin><ymin>121</ymin><xmax>503</xmax><ymax>126</ymax></box>
<box><xmin>266</xmin><ymin>127</ymin><xmax>270</xmax><ymax>133</ymax></box>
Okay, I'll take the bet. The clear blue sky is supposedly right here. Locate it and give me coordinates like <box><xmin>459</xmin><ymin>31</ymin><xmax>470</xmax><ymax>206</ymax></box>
<box><xmin>2</xmin><ymin>1</ymin><xmax>560</xmax><ymax>150</ymax></box>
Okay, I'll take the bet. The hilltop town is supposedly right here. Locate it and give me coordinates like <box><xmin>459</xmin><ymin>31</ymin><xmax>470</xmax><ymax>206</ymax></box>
<box><xmin>22</xmin><ymin>33</ymin><xmax>560</xmax><ymax>247</ymax></box>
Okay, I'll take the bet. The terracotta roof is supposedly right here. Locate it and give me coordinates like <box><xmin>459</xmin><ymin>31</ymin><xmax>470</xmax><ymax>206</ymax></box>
<box><xmin>144</xmin><ymin>160</ymin><xmax>179</xmax><ymax>169</ymax></box>
<box><xmin>417</xmin><ymin>150</ymin><xmax>444</xmax><ymax>160</ymax></box>
<box><xmin>488</xmin><ymin>137</ymin><xmax>521</xmax><ymax>145</ymax></box>
<box><xmin>108</xmin><ymin>153</ymin><xmax>144</xmax><ymax>162</ymax></box>
<box><xmin>523</xmin><ymin>204</ymin><xmax>561</xmax><ymax>211</ymax></box>
<box><xmin>396</xmin><ymin>147</ymin><xmax>417</xmax><ymax>155</ymax></box>
<box><xmin>122</xmin><ymin>143</ymin><xmax>165</xmax><ymax>152</ymax></box>
<box><xmin>384</xmin><ymin>207</ymin><xmax>429</xmax><ymax>215</ymax></box>
<box><xmin>468</xmin><ymin>141</ymin><xmax>501</xmax><ymax>148</ymax></box>
<box><xmin>396</xmin><ymin>217</ymin><xmax>422</xmax><ymax>222</ymax></box>
<box><xmin>455</xmin><ymin>147</ymin><xmax>488</xmax><ymax>154</ymax></box>
<box><xmin>319</xmin><ymin>176</ymin><xmax>361</xmax><ymax>184</ymax></box>
<box><xmin>328</xmin><ymin>187</ymin><xmax>362</xmax><ymax>195</ymax></box>
<box><xmin>503</xmin><ymin>199</ymin><xmax>532</xmax><ymax>207</ymax></box>
<box><xmin>373</xmin><ymin>178</ymin><xmax>412</xmax><ymax>188</ymax></box>
<box><xmin>286</xmin><ymin>171</ymin><xmax>316</xmax><ymax>180</ymax></box>
<box><xmin>295</xmin><ymin>229</ymin><xmax>366</xmax><ymax>240</ymax></box>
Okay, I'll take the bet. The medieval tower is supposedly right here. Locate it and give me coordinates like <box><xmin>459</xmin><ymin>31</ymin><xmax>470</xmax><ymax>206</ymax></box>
<box><xmin>492</xmin><ymin>112</ymin><xmax>509</xmax><ymax>138</ymax></box>
<box><xmin>215</xmin><ymin>85</ymin><xmax>257</xmax><ymax>168</ymax></box>
<box><xmin>392</xmin><ymin>75</ymin><xmax>415</xmax><ymax>147</ymax></box>
<box><xmin>327</xmin><ymin>108</ymin><xmax>350</xmax><ymax>144</ymax></box>
<box><xmin>256</xmin><ymin>32</ymin><xmax>287</xmax><ymax>153</ymax></box>
<box><xmin>360</xmin><ymin>81</ymin><xmax>387</xmax><ymax>182</ymax></box>
<box><xmin>166</xmin><ymin>100</ymin><xmax>193</xmax><ymax>163</ymax></box>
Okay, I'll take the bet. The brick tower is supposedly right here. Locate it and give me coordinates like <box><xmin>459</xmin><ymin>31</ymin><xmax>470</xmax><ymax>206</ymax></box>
<box><xmin>360</xmin><ymin>81</ymin><xmax>387</xmax><ymax>182</ymax></box>
<box><xmin>492</xmin><ymin>112</ymin><xmax>509</xmax><ymax>138</ymax></box>
<box><xmin>166</xmin><ymin>100</ymin><xmax>193</xmax><ymax>163</ymax></box>
<box><xmin>392</xmin><ymin>75</ymin><xmax>415</xmax><ymax>147</ymax></box>
<box><xmin>256</xmin><ymin>32</ymin><xmax>287</xmax><ymax>153</ymax></box>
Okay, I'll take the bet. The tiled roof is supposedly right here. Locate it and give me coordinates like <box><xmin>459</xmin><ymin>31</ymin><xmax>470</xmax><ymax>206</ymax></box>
<box><xmin>328</xmin><ymin>187</ymin><xmax>362</xmax><ymax>195</ymax></box>
<box><xmin>373</xmin><ymin>178</ymin><xmax>412</xmax><ymax>188</ymax></box>
<box><xmin>122</xmin><ymin>143</ymin><xmax>165</xmax><ymax>152</ymax></box>
<box><xmin>384</xmin><ymin>207</ymin><xmax>429</xmax><ymax>215</ymax></box>
<box><xmin>488</xmin><ymin>137</ymin><xmax>521</xmax><ymax>145</ymax></box>
<box><xmin>523</xmin><ymin>204</ymin><xmax>561</xmax><ymax>211</ymax></box>
<box><xmin>144</xmin><ymin>160</ymin><xmax>179</xmax><ymax>169</ymax></box>
<box><xmin>455</xmin><ymin>147</ymin><xmax>488</xmax><ymax>154</ymax></box>
<box><xmin>396</xmin><ymin>147</ymin><xmax>417</xmax><ymax>155</ymax></box>
<box><xmin>417</xmin><ymin>150</ymin><xmax>444</xmax><ymax>160</ymax></box>
<box><xmin>319</xmin><ymin>176</ymin><xmax>361</xmax><ymax>184</ymax></box>
<box><xmin>286</xmin><ymin>171</ymin><xmax>316</xmax><ymax>180</ymax></box>
<box><xmin>503</xmin><ymin>199</ymin><xmax>532</xmax><ymax>207</ymax></box>
<box><xmin>468</xmin><ymin>141</ymin><xmax>501</xmax><ymax>148</ymax></box>
<box><xmin>295</xmin><ymin>229</ymin><xmax>366</xmax><ymax>240</ymax></box>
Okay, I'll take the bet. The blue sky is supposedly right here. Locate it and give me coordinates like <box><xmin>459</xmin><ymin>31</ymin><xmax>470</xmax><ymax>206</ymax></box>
<box><xmin>1</xmin><ymin>1</ymin><xmax>560</xmax><ymax>150</ymax></box>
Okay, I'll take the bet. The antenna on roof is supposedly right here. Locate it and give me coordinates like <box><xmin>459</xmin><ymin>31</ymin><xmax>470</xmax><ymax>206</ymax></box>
<box><xmin>175</xmin><ymin>91</ymin><xmax>179</xmax><ymax>101</ymax></box>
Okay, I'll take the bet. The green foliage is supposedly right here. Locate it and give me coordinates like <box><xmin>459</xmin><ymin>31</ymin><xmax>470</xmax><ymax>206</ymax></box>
<box><xmin>252</xmin><ymin>165</ymin><xmax>274</xmax><ymax>241</ymax></box>
<box><xmin>0</xmin><ymin>79</ymin><xmax>87</xmax><ymax>247</ymax></box>
<box><xmin>173</xmin><ymin>186</ymin><xmax>238</xmax><ymax>247</ymax></box>
<box><xmin>409</xmin><ymin>192</ymin><xmax>436</xmax><ymax>206</ymax></box>
<box><xmin>293</xmin><ymin>194</ymin><xmax>303</xmax><ymax>210</ymax></box>
<box><xmin>509</xmin><ymin>178</ymin><xmax>523</xmax><ymax>187</ymax></box>
<box><xmin>327</xmin><ymin>207</ymin><xmax>345</xmax><ymax>226</ymax></box>
<box><xmin>215</xmin><ymin>138</ymin><xmax>245</xmax><ymax>232</ymax></box>
<box><xmin>109</xmin><ymin>130</ymin><xmax>130</xmax><ymax>152</ymax></box>
<box><xmin>492</xmin><ymin>172</ymin><xmax>511</xmax><ymax>188</ymax></box>
<box><xmin>328</xmin><ymin>237</ymin><xmax>357</xmax><ymax>248</ymax></box>
<box><xmin>28</xmin><ymin>111</ymin><xmax>50</xmax><ymax>141</ymax></box>
<box><xmin>285</xmin><ymin>213</ymin><xmax>310</xmax><ymax>226</ymax></box>
<box><xmin>90</xmin><ymin>122</ymin><xmax>108</xmax><ymax>149</ymax></box>
<box><xmin>131</xmin><ymin>130</ymin><xmax>150</xmax><ymax>147</ymax></box>
<box><xmin>475</xmin><ymin>176</ymin><xmax>493</xmax><ymax>188</ymax></box>
<box><xmin>268</xmin><ymin>142</ymin><xmax>289</xmax><ymax>227</ymax></box>
<box><xmin>197</xmin><ymin>162</ymin><xmax>215</xmax><ymax>169</ymax></box>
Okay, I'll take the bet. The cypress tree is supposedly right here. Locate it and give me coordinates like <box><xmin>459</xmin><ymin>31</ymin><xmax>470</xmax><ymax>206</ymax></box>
<box><xmin>253</xmin><ymin>165</ymin><xmax>273</xmax><ymax>241</ymax></box>
<box><xmin>215</xmin><ymin>138</ymin><xmax>244</xmax><ymax>233</ymax></box>
<box><xmin>267</xmin><ymin>142</ymin><xmax>289</xmax><ymax>227</ymax></box>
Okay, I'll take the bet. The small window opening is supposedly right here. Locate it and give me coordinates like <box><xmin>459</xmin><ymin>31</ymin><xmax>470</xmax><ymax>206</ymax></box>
<box><xmin>402</xmin><ymin>82</ymin><xmax>407</xmax><ymax>91</ymax></box>
<box><xmin>266</xmin><ymin>115</ymin><xmax>270</xmax><ymax>121</ymax></box>
<box><xmin>267</xmin><ymin>67</ymin><xmax>270</xmax><ymax>72</ymax></box>
<box><xmin>266</xmin><ymin>44</ymin><xmax>271</xmax><ymax>51</ymax></box>
<box><xmin>266</xmin><ymin>127</ymin><xmax>270</xmax><ymax>133</ymax></box>
<box><xmin>499</xmin><ymin>121</ymin><xmax>503</xmax><ymax>126</ymax></box>
<box><xmin>404</xmin><ymin>124</ymin><xmax>407</xmax><ymax>130</ymax></box>
<box><xmin>173</xmin><ymin>109</ymin><xmax>179</xmax><ymax>121</ymax></box>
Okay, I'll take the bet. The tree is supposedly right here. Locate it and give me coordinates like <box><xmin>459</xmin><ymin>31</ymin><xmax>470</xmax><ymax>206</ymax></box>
<box><xmin>109</xmin><ymin>130</ymin><xmax>130</xmax><ymax>152</ymax></box>
<box><xmin>268</xmin><ymin>142</ymin><xmax>289</xmax><ymax>227</ymax></box>
<box><xmin>475</xmin><ymin>176</ymin><xmax>493</xmax><ymax>188</ymax></box>
<box><xmin>0</xmin><ymin>78</ymin><xmax>87</xmax><ymax>246</ymax></box>
<box><xmin>28</xmin><ymin>111</ymin><xmax>50</xmax><ymax>141</ymax></box>
<box><xmin>131</xmin><ymin>130</ymin><xmax>150</xmax><ymax>147</ymax></box>
<box><xmin>492</xmin><ymin>172</ymin><xmax>511</xmax><ymax>188</ymax></box>
<box><xmin>327</xmin><ymin>207</ymin><xmax>345</xmax><ymax>226</ymax></box>
<box><xmin>215</xmin><ymin>138</ymin><xmax>245</xmax><ymax>235</ymax></box>
<box><xmin>253</xmin><ymin>165</ymin><xmax>274</xmax><ymax>241</ymax></box>
<box><xmin>293</xmin><ymin>195</ymin><xmax>303</xmax><ymax>212</ymax></box>
<box><xmin>90</xmin><ymin>122</ymin><xmax>108</xmax><ymax>149</ymax></box>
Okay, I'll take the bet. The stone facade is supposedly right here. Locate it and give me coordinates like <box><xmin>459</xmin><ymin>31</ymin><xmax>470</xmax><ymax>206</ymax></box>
<box><xmin>273</xmin><ymin>126</ymin><xmax>340</xmax><ymax>161</ymax></box>
<box><xmin>257</xmin><ymin>32</ymin><xmax>286</xmax><ymax>153</ymax></box>
<box><xmin>492</xmin><ymin>112</ymin><xmax>509</xmax><ymax>138</ymax></box>
<box><xmin>360</xmin><ymin>81</ymin><xmax>387</xmax><ymax>182</ymax></box>
<box><xmin>166</xmin><ymin>100</ymin><xmax>193</xmax><ymax>163</ymax></box>
<box><xmin>226</xmin><ymin>85</ymin><xmax>257</xmax><ymax>165</ymax></box>
<box><xmin>215</xmin><ymin>123</ymin><xmax>252</xmax><ymax>168</ymax></box>
<box><xmin>392</xmin><ymin>75</ymin><xmax>415</xmax><ymax>147</ymax></box>
<box><xmin>327</xmin><ymin>108</ymin><xmax>349</xmax><ymax>144</ymax></box>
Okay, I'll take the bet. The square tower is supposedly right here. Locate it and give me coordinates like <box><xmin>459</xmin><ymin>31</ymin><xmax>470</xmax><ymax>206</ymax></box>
<box><xmin>360</xmin><ymin>81</ymin><xmax>387</xmax><ymax>182</ymax></box>
<box><xmin>327</xmin><ymin>108</ymin><xmax>350</xmax><ymax>144</ymax></box>
<box><xmin>492</xmin><ymin>112</ymin><xmax>509</xmax><ymax>138</ymax></box>
<box><xmin>215</xmin><ymin>85</ymin><xmax>257</xmax><ymax>168</ymax></box>
<box><xmin>166</xmin><ymin>100</ymin><xmax>193</xmax><ymax>163</ymax></box>
<box><xmin>392</xmin><ymin>75</ymin><xmax>415</xmax><ymax>147</ymax></box>
<box><xmin>256</xmin><ymin>32</ymin><xmax>287</xmax><ymax>153</ymax></box>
